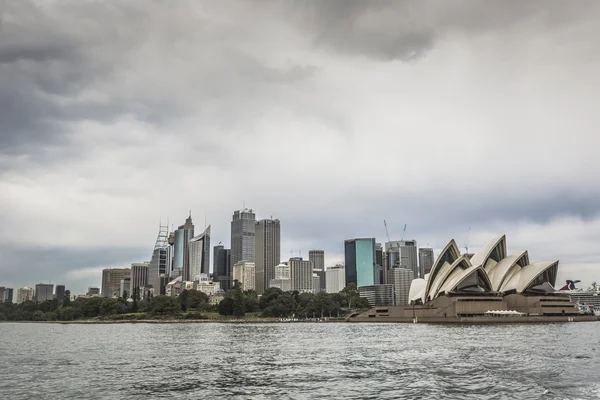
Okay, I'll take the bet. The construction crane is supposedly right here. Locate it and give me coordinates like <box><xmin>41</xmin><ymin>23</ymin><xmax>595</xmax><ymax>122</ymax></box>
<box><xmin>384</xmin><ymin>220</ymin><xmax>391</xmax><ymax>244</ymax></box>
<box><xmin>400</xmin><ymin>224</ymin><xmax>407</xmax><ymax>241</ymax></box>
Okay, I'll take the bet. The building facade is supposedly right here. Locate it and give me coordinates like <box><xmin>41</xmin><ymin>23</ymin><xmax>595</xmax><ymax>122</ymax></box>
<box><xmin>418</xmin><ymin>247</ymin><xmax>435</xmax><ymax>277</ymax></box>
<box><xmin>309</xmin><ymin>250</ymin><xmax>326</xmax><ymax>292</ymax></box>
<box><xmin>231</xmin><ymin>208</ymin><xmax>256</xmax><ymax>268</ymax></box>
<box><xmin>388</xmin><ymin>267</ymin><xmax>414</xmax><ymax>306</ymax></box>
<box><xmin>55</xmin><ymin>285</ymin><xmax>66</xmax><ymax>303</ymax></box>
<box><xmin>254</xmin><ymin>218</ymin><xmax>281</xmax><ymax>295</ymax></box>
<box><xmin>358</xmin><ymin>284</ymin><xmax>395</xmax><ymax>307</ymax></box>
<box><xmin>101</xmin><ymin>268</ymin><xmax>131</xmax><ymax>297</ymax></box>
<box><xmin>3</xmin><ymin>287</ymin><xmax>14</xmax><ymax>303</ymax></box>
<box><xmin>326</xmin><ymin>265</ymin><xmax>346</xmax><ymax>293</ymax></box>
<box><xmin>232</xmin><ymin>261</ymin><xmax>255</xmax><ymax>291</ymax></box>
<box><xmin>174</xmin><ymin>215</ymin><xmax>195</xmax><ymax>281</ymax></box>
<box><xmin>189</xmin><ymin>225</ymin><xmax>211</xmax><ymax>280</ymax></box>
<box><xmin>17</xmin><ymin>287</ymin><xmax>35</xmax><ymax>303</ymax></box>
<box><xmin>385</xmin><ymin>240</ymin><xmax>419</xmax><ymax>278</ymax></box>
<box><xmin>120</xmin><ymin>278</ymin><xmax>131</xmax><ymax>298</ymax></box>
<box><xmin>34</xmin><ymin>284</ymin><xmax>54</xmax><ymax>302</ymax></box>
<box><xmin>131</xmin><ymin>262</ymin><xmax>150</xmax><ymax>297</ymax></box>
<box><xmin>344</xmin><ymin>238</ymin><xmax>376</xmax><ymax>288</ymax></box>
<box><xmin>214</xmin><ymin>246</ymin><xmax>232</xmax><ymax>292</ymax></box>
<box><xmin>289</xmin><ymin>257</ymin><xmax>313</xmax><ymax>293</ymax></box>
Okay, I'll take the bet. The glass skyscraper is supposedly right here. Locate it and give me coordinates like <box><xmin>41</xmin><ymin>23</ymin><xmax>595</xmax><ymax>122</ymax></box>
<box><xmin>344</xmin><ymin>238</ymin><xmax>376</xmax><ymax>288</ymax></box>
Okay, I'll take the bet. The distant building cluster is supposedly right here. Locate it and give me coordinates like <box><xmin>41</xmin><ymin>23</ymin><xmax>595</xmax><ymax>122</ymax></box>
<box><xmin>1</xmin><ymin>207</ymin><xmax>438</xmax><ymax>308</ymax></box>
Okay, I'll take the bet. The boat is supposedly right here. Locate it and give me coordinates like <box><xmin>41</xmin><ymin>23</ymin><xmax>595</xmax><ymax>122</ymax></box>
<box><xmin>557</xmin><ymin>280</ymin><xmax>600</xmax><ymax>314</ymax></box>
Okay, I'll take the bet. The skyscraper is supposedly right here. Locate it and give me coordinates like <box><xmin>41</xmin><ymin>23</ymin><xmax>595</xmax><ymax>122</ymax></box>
<box><xmin>254</xmin><ymin>218</ymin><xmax>281</xmax><ymax>295</ymax></box>
<box><xmin>344</xmin><ymin>238</ymin><xmax>376</xmax><ymax>288</ymax></box>
<box><xmin>231</xmin><ymin>208</ymin><xmax>256</xmax><ymax>268</ymax></box>
<box><xmin>214</xmin><ymin>246</ymin><xmax>232</xmax><ymax>291</ymax></box>
<box><xmin>385</xmin><ymin>240</ymin><xmax>419</xmax><ymax>278</ymax></box>
<box><xmin>269</xmin><ymin>262</ymin><xmax>291</xmax><ymax>291</ymax></box>
<box><xmin>375</xmin><ymin>243</ymin><xmax>385</xmax><ymax>284</ymax></box>
<box><xmin>419</xmin><ymin>247</ymin><xmax>435</xmax><ymax>277</ymax></box>
<box><xmin>289</xmin><ymin>257</ymin><xmax>313</xmax><ymax>293</ymax></box>
<box><xmin>189</xmin><ymin>225</ymin><xmax>211</xmax><ymax>281</ymax></box>
<box><xmin>175</xmin><ymin>214</ymin><xmax>195</xmax><ymax>281</ymax></box>
<box><xmin>101</xmin><ymin>268</ymin><xmax>131</xmax><ymax>297</ymax></box>
<box><xmin>309</xmin><ymin>250</ymin><xmax>326</xmax><ymax>292</ymax></box>
<box><xmin>34</xmin><ymin>283</ymin><xmax>54</xmax><ymax>302</ymax></box>
<box><xmin>131</xmin><ymin>262</ymin><xmax>150</xmax><ymax>296</ymax></box>
<box><xmin>55</xmin><ymin>285</ymin><xmax>66</xmax><ymax>303</ymax></box>
<box><xmin>4</xmin><ymin>288</ymin><xmax>13</xmax><ymax>303</ymax></box>
<box><xmin>149</xmin><ymin>222</ymin><xmax>171</xmax><ymax>289</ymax></box>
<box><xmin>17</xmin><ymin>287</ymin><xmax>34</xmax><ymax>303</ymax></box>
<box><xmin>388</xmin><ymin>267</ymin><xmax>413</xmax><ymax>306</ymax></box>
<box><xmin>0</xmin><ymin>287</ymin><xmax>5</xmax><ymax>303</ymax></box>
<box><xmin>326</xmin><ymin>265</ymin><xmax>346</xmax><ymax>293</ymax></box>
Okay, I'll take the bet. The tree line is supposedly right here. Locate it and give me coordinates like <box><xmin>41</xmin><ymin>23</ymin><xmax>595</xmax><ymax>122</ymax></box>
<box><xmin>0</xmin><ymin>283</ymin><xmax>370</xmax><ymax>321</ymax></box>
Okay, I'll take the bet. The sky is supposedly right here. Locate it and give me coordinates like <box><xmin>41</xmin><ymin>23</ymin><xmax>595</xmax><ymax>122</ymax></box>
<box><xmin>1</xmin><ymin>0</ymin><xmax>599</xmax><ymax>294</ymax></box>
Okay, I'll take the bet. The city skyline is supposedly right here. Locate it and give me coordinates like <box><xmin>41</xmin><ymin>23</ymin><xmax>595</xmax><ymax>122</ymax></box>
<box><xmin>1</xmin><ymin>1</ymin><xmax>600</xmax><ymax>294</ymax></box>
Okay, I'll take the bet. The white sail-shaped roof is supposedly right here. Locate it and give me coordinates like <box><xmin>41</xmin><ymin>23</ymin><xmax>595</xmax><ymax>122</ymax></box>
<box><xmin>408</xmin><ymin>278</ymin><xmax>427</xmax><ymax>303</ymax></box>
<box><xmin>429</xmin><ymin>255</ymin><xmax>472</xmax><ymax>300</ymax></box>
<box><xmin>486</xmin><ymin>251</ymin><xmax>529</xmax><ymax>291</ymax></box>
<box><xmin>422</xmin><ymin>240</ymin><xmax>461</xmax><ymax>303</ymax></box>
<box><xmin>469</xmin><ymin>235</ymin><xmax>507</xmax><ymax>269</ymax></box>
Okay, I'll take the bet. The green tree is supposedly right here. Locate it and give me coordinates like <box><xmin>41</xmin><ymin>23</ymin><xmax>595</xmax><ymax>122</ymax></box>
<box><xmin>122</xmin><ymin>289</ymin><xmax>128</xmax><ymax>300</ymax></box>
<box><xmin>149</xmin><ymin>295</ymin><xmax>180</xmax><ymax>316</ymax></box>
<box><xmin>260</xmin><ymin>287</ymin><xmax>283</xmax><ymax>309</ymax></box>
<box><xmin>63</xmin><ymin>290</ymin><xmax>71</xmax><ymax>307</ymax></box>
<box><xmin>100</xmin><ymin>298</ymin><xmax>123</xmax><ymax>316</ymax></box>
<box><xmin>178</xmin><ymin>289</ymin><xmax>209</xmax><ymax>311</ymax></box>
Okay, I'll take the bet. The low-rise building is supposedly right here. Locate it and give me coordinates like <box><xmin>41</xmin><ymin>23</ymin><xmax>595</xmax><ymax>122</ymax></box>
<box><xmin>17</xmin><ymin>287</ymin><xmax>35</xmax><ymax>303</ymax></box>
<box><xmin>358</xmin><ymin>284</ymin><xmax>395</xmax><ymax>307</ymax></box>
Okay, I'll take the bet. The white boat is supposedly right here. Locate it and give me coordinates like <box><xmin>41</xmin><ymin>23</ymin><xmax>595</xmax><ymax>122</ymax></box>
<box><xmin>557</xmin><ymin>281</ymin><xmax>600</xmax><ymax>314</ymax></box>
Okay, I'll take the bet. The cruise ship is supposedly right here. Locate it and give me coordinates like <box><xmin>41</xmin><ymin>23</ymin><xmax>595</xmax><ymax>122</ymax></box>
<box><xmin>558</xmin><ymin>280</ymin><xmax>600</xmax><ymax>315</ymax></box>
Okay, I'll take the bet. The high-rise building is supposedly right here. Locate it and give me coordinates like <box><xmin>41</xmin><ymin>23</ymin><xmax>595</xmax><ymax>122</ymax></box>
<box><xmin>17</xmin><ymin>287</ymin><xmax>34</xmax><ymax>303</ymax></box>
<box><xmin>254</xmin><ymin>218</ymin><xmax>281</xmax><ymax>295</ymax></box>
<box><xmin>326</xmin><ymin>265</ymin><xmax>346</xmax><ymax>293</ymax></box>
<box><xmin>289</xmin><ymin>257</ymin><xmax>313</xmax><ymax>293</ymax></box>
<box><xmin>101</xmin><ymin>268</ymin><xmax>131</xmax><ymax>297</ymax></box>
<box><xmin>231</xmin><ymin>208</ymin><xmax>256</xmax><ymax>268</ymax></box>
<box><xmin>385</xmin><ymin>240</ymin><xmax>419</xmax><ymax>278</ymax></box>
<box><xmin>388</xmin><ymin>267</ymin><xmax>414</xmax><ymax>306</ymax></box>
<box><xmin>131</xmin><ymin>262</ymin><xmax>150</xmax><ymax>297</ymax></box>
<box><xmin>232</xmin><ymin>261</ymin><xmax>255</xmax><ymax>291</ymax></box>
<box><xmin>312</xmin><ymin>274</ymin><xmax>321</xmax><ymax>293</ymax></box>
<box><xmin>419</xmin><ymin>247</ymin><xmax>435</xmax><ymax>277</ymax></box>
<box><xmin>344</xmin><ymin>238</ymin><xmax>376</xmax><ymax>288</ymax></box>
<box><xmin>4</xmin><ymin>288</ymin><xmax>14</xmax><ymax>303</ymax></box>
<box><xmin>174</xmin><ymin>214</ymin><xmax>195</xmax><ymax>281</ymax></box>
<box><xmin>309</xmin><ymin>250</ymin><xmax>326</xmax><ymax>292</ymax></box>
<box><xmin>0</xmin><ymin>287</ymin><xmax>5</xmax><ymax>303</ymax></box>
<box><xmin>269</xmin><ymin>262</ymin><xmax>291</xmax><ymax>291</ymax></box>
<box><xmin>34</xmin><ymin>283</ymin><xmax>54</xmax><ymax>302</ymax></box>
<box><xmin>87</xmin><ymin>286</ymin><xmax>100</xmax><ymax>296</ymax></box>
<box><xmin>189</xmin><ymin>225</ymin><xmax>211</xmax><ymax>281</ymax></box>
<box><xmin>358</xmin><ymin>284</ymin><xmax>395</xmax><ymax>307</ymax></box>
<box><xmin>214</xmin><ymin>246</ymin><xmax>232</xmax><ymax>292</ymax></box>
<box><xmin>375</xmin><ymin>243</ymin><xmax>385</xmax><ymax>284</ymax></box>
<box><xmin>120</xmin><ymin>278</ymin><xmax>131</xmax><ymax>298</ymax></box>
<box><xmin>149</xmin><ymin>222</ymin><xmax>172</xmax><ymax>288</ymax></box>
<box><xmin>55</xmin><ymin>285</ymin><xmax>66</xmax><ymax>303</ymax></box>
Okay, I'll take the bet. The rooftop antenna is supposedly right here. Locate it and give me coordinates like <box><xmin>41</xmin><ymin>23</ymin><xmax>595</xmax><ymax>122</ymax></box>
<box><xmin>400</xmin><ymin>224</ymin><xmax>407</xmax><ymax>241</ymax></box>
<box><xmin>465</xmin><ymin>227</ymin><xmax>471</xmax><ymax>254</ymax></box>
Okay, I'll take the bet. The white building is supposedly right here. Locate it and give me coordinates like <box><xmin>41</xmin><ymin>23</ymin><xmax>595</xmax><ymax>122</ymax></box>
<box><xmin>289</xmin><ymin>257</ymin><xmax>313</xmax><ymax>293</ymax></box>
<box><xmin>119</xmin><ymin>277</ymin><xmax>131</xmax><ymax>299</ymax></box>
<box><xmin>194</xmin><ymin>274</ymin><xmax>222</xmax><ymax>296</ymax></box>
<box><xmin>232</xmin><ymin>261</ymin><xmax>255</xmax><ymax>291</ymax></box>
<box><xmin>326</xmin><ymin>265</ymin><xmax>346</xmax><ymax>293</ymax></box>
<box><xmin>17</xmin><ymin>287</ymin><xmax>35</xmax><ymax>303</ymax></box>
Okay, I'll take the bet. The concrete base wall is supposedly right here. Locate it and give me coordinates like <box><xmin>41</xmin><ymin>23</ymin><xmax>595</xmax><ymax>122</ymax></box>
<box><xmin>348</xmin><ymin>315</ymin><xmax>599</xmax><ymax>324</ymax></box>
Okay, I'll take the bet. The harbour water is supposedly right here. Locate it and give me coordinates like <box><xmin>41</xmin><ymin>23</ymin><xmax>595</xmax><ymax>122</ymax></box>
<box><xmin>1</xmin><ymin>322</ymin><xmax>599</xmax><ymax>399</ymax></box>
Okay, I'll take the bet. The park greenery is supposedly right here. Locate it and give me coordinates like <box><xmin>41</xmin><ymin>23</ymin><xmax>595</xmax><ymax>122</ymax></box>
<box><xmin>0</xmin><ymin>283</ymin><xmax>370</xmax><ymax>322</ymax></box>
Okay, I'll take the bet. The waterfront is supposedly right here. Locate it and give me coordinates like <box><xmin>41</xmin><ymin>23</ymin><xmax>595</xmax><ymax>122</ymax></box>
<box><xmin>1</xmin><ymin>322</ymin><xmax>599</xmax><ymax>399</ymax></box>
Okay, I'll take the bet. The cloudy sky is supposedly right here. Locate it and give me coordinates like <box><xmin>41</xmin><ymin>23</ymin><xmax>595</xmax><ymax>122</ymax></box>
<box><xmin>1</xmin><ymin>0</ymin><xmax>599</xmax><ymax>294</ymax></box>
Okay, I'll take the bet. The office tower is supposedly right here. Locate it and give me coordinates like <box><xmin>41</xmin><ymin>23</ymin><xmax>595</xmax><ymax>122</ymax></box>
<box><xmin>231</xmin><ymin>208</ymin><xmax>256</xmax><ymax>268</ymax></box>
<box><xmin>214</xmin><ymin>246</ymin><xmax>232</xmax><ymax>292</ymax></box>
<box><xmin>189</xmin><ymin>225</ymin><xmax>211</xmax><ymax>281</ymax></box>
<box><xmin>149</xmin><ymin>222</ymin><xmax>172</xmax><ymax>288</ymax></box>
<box><xmin>173</xmin><ymin>214</ymin><xmax>195</xmax><ymax>280</ymax></box>
<box><xmin>419</xmin><ymin>247</ymin><xmax>435</xmax><ymax>276</ymax></box>
<box><xmin>254</xmin><ymin>218</ymin><xmax>281</xmax><ymax>295</ymax></box>
<box><xmin>131</xmin><ymin>262</ymin><xmax>150</xmax><ymax>296</ymax></box>
<box><xmin>55</xmin><ymin>285</ymin><xmax>66</xmax><ymax>303</ymax></box>
<box><xmin>385</xmin><ymin>240</ymin><xmax>419</xmax><ymax>278</ymax></box>
<box><xmin>34</xmin><ymin>283</ymin><xmax>54</xmax><ymax>302</ymax></box>
<box><xmin>101</xmin><ymin>268</ymin><xmax>131</xmax><ymax>297</ymax></box>
<box><xmin>232</xmin><ymin>261</ymin><xmax>255</xmax><ymax>291</ymax></box>
<box><xmin>5</xmin><ymin>288</ymin><xmax>13</xmax><ymax>303</ymax></box>
<box><xmin>358</xmin><ymin>284</ymin><xmax>395</xmax><ymax>306</ymax></box>
<box><xmin>344</xmin><ymin>238</ymin><xmax>376</xmax><ymax>288</ymax></box>
<box><xmin>326</xmin><ymin>265</ymin><xmax>346</xmax><ymax>293</ymax></box>
<box><xmin>289</xmin><ymin>257</ymin><xmax>313</xmax><ymax>293</ymax></box>
<box><xmin>312</xmin><ymin>274</ymin><xmax>321</xmax><ymax>293</ymax></box>
<box><xmin>269</xmin><ymin>262</ymin><xmax>291</xmax><ymax>291</ymax></box>
<box><xmin>388</xmin><ymin>267</ymin><xmax>414</xmax><ymax>306</ymax></box>
<box><xmin>17</xmin><ymin>287</ymin><xmax>35</xmax><ymax>303</ymax></box>
<box><xmin>375</xmin><ymin>243</ymin><xmax>385</xmax><ymax>284</ymax></box>
<box><xmin>87</xmin><ymin>287</ymin><xmax>100</xmax><ymax>296</ymax></box>
<box><xmin>309</xmin><ymin>250</ymin><xmax>326</xmax><ymax>292</ymax></box>
<box><xmin>0</xmin><ymin>287</ymin><xmax>5</xmax><ymax>302</ymax></box>
<box><xmin>155</xmin><ymin>275</ymin><xmax>171</xmax><ymax>296</ymax></box>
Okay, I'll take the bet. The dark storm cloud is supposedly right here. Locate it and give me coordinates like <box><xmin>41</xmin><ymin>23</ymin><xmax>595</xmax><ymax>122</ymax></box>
<box><xmin>291</xmin><ymin>0</ymin><xmax>599</xmax><ymax>61</ymax></box>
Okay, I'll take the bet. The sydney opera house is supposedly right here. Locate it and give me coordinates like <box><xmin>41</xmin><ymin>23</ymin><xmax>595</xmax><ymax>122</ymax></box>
<box><xmin>350</xmin><ymin>235</ymin><xmax>586</xmax><ymax>322</ymax></box>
